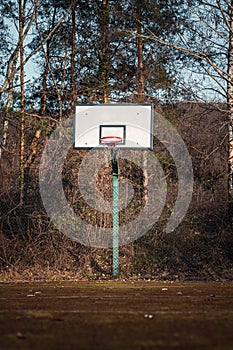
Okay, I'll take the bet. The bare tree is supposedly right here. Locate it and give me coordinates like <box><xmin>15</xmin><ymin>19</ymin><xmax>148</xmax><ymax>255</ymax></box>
<box><xmin>1</xmin><ymin>0</ymin><xmax>75</xmax><ymax>207</ymax></box>
<box><xmin>139</xmin><ymin>0</ymin><xmax>233</xmax><ymax>204</ymax></box>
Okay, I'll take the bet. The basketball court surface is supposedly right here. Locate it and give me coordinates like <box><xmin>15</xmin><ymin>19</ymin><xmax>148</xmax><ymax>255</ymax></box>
<box><xmin>0</xmin><ymin>281</ymin><xmax>233</xmax><ymax>350</ymax></box>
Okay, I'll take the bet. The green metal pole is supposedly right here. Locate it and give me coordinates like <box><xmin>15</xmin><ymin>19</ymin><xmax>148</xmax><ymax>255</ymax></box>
<box><xmin>112</xmin><ymin>149</ymin><xmax>119</xmax><ymax>277</ymax></box>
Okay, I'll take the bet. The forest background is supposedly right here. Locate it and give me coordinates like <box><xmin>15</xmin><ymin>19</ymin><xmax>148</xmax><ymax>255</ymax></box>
<box><xmin>1</xmin><ymin>0</ymin><xmax>233</xmax><ymax>281</ymax></box>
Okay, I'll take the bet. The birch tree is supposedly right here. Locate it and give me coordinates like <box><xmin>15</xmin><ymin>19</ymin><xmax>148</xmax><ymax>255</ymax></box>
<box><xmin>0</xmin><ymin>3</ymin><xmax>14</xmax><ymax>158</ymax></box>
<box><xmin>0</xmin><ymin>0</ymin><xmax>75</xmax><ymax>207</ymax></box>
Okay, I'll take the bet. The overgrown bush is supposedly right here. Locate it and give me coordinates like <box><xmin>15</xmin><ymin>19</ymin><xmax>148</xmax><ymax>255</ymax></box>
<box><xmin>0</xmin><ymin>104</ymin><xmax>232</xmax><ymax>281</ymax></box>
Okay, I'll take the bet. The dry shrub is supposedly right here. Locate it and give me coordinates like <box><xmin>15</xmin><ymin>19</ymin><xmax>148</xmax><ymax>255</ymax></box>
<box><xmin>0</xmin><ymin>104</ymin><xmax>233</xmax><ymax>281</ymax></box>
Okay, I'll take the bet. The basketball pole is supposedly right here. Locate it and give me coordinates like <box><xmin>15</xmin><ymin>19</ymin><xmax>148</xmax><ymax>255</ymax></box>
<box><xmin>112</xmin><ymin>148</ymin><xmax>119</xmax><ymax>277</ymax></box>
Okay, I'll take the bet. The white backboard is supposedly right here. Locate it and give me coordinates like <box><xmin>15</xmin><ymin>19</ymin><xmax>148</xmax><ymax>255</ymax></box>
<box><xmin>73</xmin><ymin>104</ymin><xmax>153</xmax><ymax>150</ymax></box>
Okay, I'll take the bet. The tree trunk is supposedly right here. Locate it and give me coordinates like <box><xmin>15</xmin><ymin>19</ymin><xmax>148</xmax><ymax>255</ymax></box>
<box><xmin>135</xmin><ymin>2</ymin><xmax>148</xmax><ymax>205</ymax></box>
<box><xmin>40</xmin><ymin>45</ymin><xmax>49</xmax><ymax>114</ymax></box>
<box><xmin>70</xmin><ymin>4</ymin><xmax>76</xmax><ymax>109</ymax></box>
<box><xmin>0</xmin><ymin>99</ymin><xmax>11</xmax><ymax>159</ymax></box>
<box><xmin>99</xmin><ymin>0</ymin><xmax>110</xmax><ymax>103</ymax></box>
<box><xmin>19</xmin><ymin>0</ymin><xmax>25</xmax><ymax>206</ymax></box>
<box><xmin>40</xmin><ymin>4</ymin><xmax>56</xmax><ymax>114</ymax></box>
<box><xmin>0</xmin><ymin>77</ymin><xmax>15</xmax><ymax>157</ymax></box>
<box><xmin>227</xmin><ymin>2</ymin><xmax>233</xmax><ymax>207</ymax></box>
<box><xmin>0</xmin><ymin>119</ymin><xmax>8</xmax><ymax>159</ymax></box>
<box><xmin>136</xmin><ymin>2</ymin><xmax>145</xmax><ymax>103</ymax></box>
<box><xmin>0</xmin><ymin>42</ymin><xmax>19</xmax><ymax>158</ymax></box>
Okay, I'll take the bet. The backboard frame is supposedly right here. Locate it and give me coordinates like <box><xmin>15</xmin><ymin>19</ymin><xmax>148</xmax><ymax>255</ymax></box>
<box><xmin>73</xmin><ymin>103</ymin><xmax>154</xmax><ymax>150</ymax></box>
<box><xmin>99</xmin><ymin>125</ymin><xmax>126</xmax><ymax>145</ymax></box>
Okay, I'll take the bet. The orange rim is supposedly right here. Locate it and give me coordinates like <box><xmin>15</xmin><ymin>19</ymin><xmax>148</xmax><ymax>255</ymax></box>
<box><xmin>100</xmin><ymin>136</ymin><xmax>123</xmax><ymax>144</ymax></box>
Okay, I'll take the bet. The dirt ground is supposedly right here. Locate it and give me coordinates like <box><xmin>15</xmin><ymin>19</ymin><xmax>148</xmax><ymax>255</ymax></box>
<box><xmin>0</xmin><ymin>281</ymin><xmax>233</xmax><ymax>350</ymax></box>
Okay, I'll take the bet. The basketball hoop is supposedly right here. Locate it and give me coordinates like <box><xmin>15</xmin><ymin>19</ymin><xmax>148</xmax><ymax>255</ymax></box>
<box><xmin>100</xmin><ymin>136</ymin><xmax>122</xmax><ymax>148</ymax></box>
<box><xmin>73</xmin><ymin>104</ymin><xmax>154</xmax><ymax>277</ymax></box>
